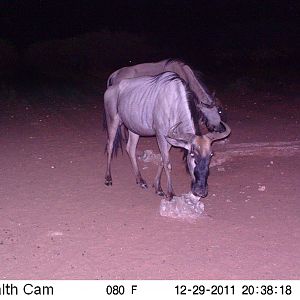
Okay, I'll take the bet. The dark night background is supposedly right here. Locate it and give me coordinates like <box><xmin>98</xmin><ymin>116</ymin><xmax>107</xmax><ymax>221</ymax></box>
<box><xmin>0</xmin><ymin>0</ymin><xmax>299</xmax><ymax>93</ymax></box>
<box><xmin>1</xmin><ymin>1</ymin><xmax>300</xmax><ymax>280</ymax></box>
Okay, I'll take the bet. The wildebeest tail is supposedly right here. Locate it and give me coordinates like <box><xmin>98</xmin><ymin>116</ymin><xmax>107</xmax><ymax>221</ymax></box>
<box><xmin>107</xmin><ymin>71</ymin><xmax>117</xmax><ymax>87</ymax></box>
<box><xmin>112</xmin><ymin>125</ymin><xmax>123</xmax><ymax>156</ymax></box>
<box><xmin>103</xmin><ymin>112</ymin><xmax>123</xmax><ymax>157</ymax></box>
<box><xmin>107</xmin><ymin>76</ymin><xmax>113</xmax><ymax>87</ymax></box>
<box><xmin>103</xmin><ymin>110</ymin><xmax>108</xmax><ymax>131</ymax></box>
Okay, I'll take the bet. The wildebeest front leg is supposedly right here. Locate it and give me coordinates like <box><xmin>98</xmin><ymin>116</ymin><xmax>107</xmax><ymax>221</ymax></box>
<box><xmin>153</xmin><ymin>163</ymin><xmax>164</xmax><ymax>196</ymax></box>
<box><xmin>156</xmin><ymin>135</ymin><xmax>174</xmax><ymax>200</ymax></box>
<box><xmin>126</xmin><ymin>131</ymin><xmax>148</xmax><ymax>188</ymax></box>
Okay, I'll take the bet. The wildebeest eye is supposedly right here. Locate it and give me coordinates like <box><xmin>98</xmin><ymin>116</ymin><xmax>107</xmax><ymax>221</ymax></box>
<box><xmin>210</xmin><ymin>152</ymin><xmax>214</xmax><ymax>157</ymax></box>
<box><xmin>190</xmin><ymin>152</ymin><xmax>195</xmax><ymax>158</ymax></box>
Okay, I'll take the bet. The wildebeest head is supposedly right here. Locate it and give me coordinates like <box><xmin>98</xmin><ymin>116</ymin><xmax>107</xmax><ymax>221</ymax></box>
<box><xmin>198</xmin><ymin>93</ymin><xmax>227</xmax><ymax>132</ymax></box>
<box><xmin>166</xmin><ymin>121</ymin><xmax>231</xmax><ymax>197</ymax></box>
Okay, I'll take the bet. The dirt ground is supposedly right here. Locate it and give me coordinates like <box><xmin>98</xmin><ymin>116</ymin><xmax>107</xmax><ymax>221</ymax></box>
<box><xmin>0</xmin><ymin>81</ymin><xmax>299</xmax><ymax>280</ymax></box>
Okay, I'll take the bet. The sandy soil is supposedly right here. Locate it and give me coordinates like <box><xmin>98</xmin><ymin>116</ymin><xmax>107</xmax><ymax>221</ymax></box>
<box><xmin>0</xmin><ymin>83</ymin><xmax>299</xmax><ymax>280</ymax></box>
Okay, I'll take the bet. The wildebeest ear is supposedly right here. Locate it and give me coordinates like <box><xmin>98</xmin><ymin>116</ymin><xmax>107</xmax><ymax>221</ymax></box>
<box><xmin>165</xmin><ymin>137</ymin><xmax>191</xmax><ymax>151</ymax></box>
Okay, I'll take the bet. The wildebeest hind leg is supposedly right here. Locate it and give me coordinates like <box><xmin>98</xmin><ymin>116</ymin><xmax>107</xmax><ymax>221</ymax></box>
<box><xmin>104</xmin><ymin>116</ymin><xmax>120</xmax><ymax>186</ymax></box>
<box><xmin>126</xmin><ymin>131</ymin><xmax>147</xmax><ymax>188</ymax></box>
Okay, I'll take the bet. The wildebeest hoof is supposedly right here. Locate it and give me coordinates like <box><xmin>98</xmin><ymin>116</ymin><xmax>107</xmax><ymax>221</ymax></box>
<box><xmin>139</xmin><ymin>183</ymin><xmax>148</xmax><ymax>189</ymax></box>
<box><xmin>166</xmin><ymin>193</ymin><xmax>175</xmax><ymax>201</ymax></box>
<box><xmin>137</xmin><ymin>180</ymin><xmax>148</xmax><ymax>189</ymax></box>
<box><xmin>105</xmin><ymin>176</ymin><xmax>112</xmax><ymax>186</ymax></box>
<box><xmin>105</xmin><ymin>180</ymin><xmax>112</xmax><ymax>186</ymax></box>
<box><xmin>152</xmin><ymin>184</ymin><xmax>165</xmax><ymax>196</ymax></box>
<box><xmin>155</xmin><ymin>189</ymin><xmax>165</xmax><ymax>197</ymax></box>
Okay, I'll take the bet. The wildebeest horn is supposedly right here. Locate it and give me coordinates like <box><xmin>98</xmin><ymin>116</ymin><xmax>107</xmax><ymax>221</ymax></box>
<box><xmin>167</xmin><ymin>122</ymin><xmax>195</xmax><ymax>143</ymax></box>
<box><xmin>205</xmin><ymin>121</ymin><xmax>231</xmax><ymax>142</ymax></box>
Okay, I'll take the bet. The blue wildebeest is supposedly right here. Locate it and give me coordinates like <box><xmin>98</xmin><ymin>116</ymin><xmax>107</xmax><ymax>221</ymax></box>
<box><xmin>104</xmin><ymin>72</ymin><xmax>231</xmax><ymax>200</ymax></box>
<box><xmin>107</xmin><ymin>59</ymin><xmax>225</xmax><ymax>132</ymax></box>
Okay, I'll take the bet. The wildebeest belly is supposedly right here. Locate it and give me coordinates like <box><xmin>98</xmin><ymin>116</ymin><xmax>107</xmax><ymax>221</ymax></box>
<box><xmin>118</xmin><ymin>99</ymin><xmax>156</xmax><ymax>136</ymax></box>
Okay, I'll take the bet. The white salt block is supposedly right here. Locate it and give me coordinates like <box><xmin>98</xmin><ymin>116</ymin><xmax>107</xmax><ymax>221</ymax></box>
<box><xmin>160</xmin><ymin>192</ymin><xmax>204</xmax><ymax>222</ymax></box>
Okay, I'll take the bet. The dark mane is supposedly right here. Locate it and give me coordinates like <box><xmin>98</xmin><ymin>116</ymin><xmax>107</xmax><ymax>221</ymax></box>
<box><xmin>182</xmin><ymin>81</ymin><xmax>204</xmax><ymax>169</ymax></box>
<box><xmin>185</xmin><ymin>83</ymin><xmax>202</xmax><ymax>136</ymax></box>
<box><xmin>180</xmin><ymin>83</ymin><xmax>203</xmax><ymax>170</ymax></box>
<box><xmin>150</xmin><ymin>71</ymin><xmax>184</xmax><ymax>85</ymax></box>
<box><xmin>165</xmin><ymin>58</ymin><xmax>185</xmax><ymax>65</ymax></box>
<box><xmin>166</xmin><ymin>58</ymin><xmax>215</xmax><ymax>103</ymax></box>
<box><xmin>192</xmin><ymin>69</ymin><xmax>212</xmax><ymax>96</ymax></box>
<box><xmin>153</xmin><ymin>70</ymin><xmax>203</xmax><ymax>136</ymax></box>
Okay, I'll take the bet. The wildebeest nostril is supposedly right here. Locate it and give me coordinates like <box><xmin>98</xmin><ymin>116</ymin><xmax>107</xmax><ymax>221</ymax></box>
<box><xmin>192</xmin><ymin>186</ymin><xmax>208</xmax><ymax>198</ymax></box>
